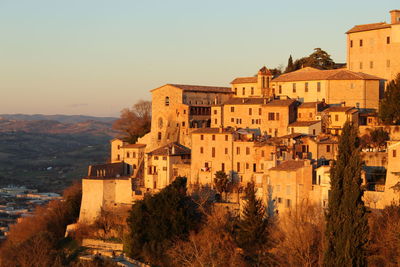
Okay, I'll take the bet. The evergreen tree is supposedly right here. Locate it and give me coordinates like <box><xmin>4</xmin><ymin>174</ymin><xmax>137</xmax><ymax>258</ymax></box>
<box><xmin>125</xmin><ymin>177</ymin><xmax>201</xmax><ymax>266</ymax></box>
<box><xmin>306</xmin><ymin>48</ymin><xmax>335</xmax><ymax>69</ymax></box>
<box><xmin>284</xmin><ymin>55</ymin><xmax>295</xmax><ymax>73</ymax></box>
<box><xmin>324</xmin><ymin>122</ymin><xmax>369</xmax><ymax>267</ymax></box>
<box><xmin>379</xmin><ymin>74</ymin><xmax>400</xmax><ymax>125</ymax></box>
<box><xmin>214</xmin><ymin>170</ymin><xmax>229</xmax><ymax>201</ymax></box>
<box><xmin>236</xmin><ymin>182</ymin><xmax>274</xmax><ymax>266</ymax></box>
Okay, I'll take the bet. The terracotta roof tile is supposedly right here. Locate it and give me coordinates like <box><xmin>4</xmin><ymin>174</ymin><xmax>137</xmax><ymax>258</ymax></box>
<box><xmin>169</xmin><ymin>84</ymin><xmax>233</xmax><ymax>93</ymax></box>
<box><xmin>148</xmin><ymin>142</ymin><xmax>191</xmax><ymax>156</ymax></box>
<box><xmin>223</xmin><ymin>98</ymin><xmax>267</xmax><ymax>105</ymax></box>
<box><xmin>324</xmin><ymin>106</ymin><xmax>357</xmax><ymax>113</ymax></box>
<box><xmin>265</xmin><ymin>99</ymin><xmax>297</xmax><ymax>107</ymax></box>
<box><xmin>346</xmin><ymin>22</ymin><xmax>391</xmax><ymax>34</ymax></box>
<box><xmin>191</xmin><ymin>127</ymin><xmax>235</xmax><ymax>134</ymax></box>
<box><xmin>121</xmin><ymin>144</ymin><xmax>146</xmax><ymax>149</ymax></box>
<box><xmin>152</xmin><ymin>84</ymin><xmax>233</xmax><ymax>93</ymax></box>
<box><xmin>269</xmin><ymin>160</ymin><xmax>308</xmax><ymax>171</ymax></box>
<box><xmin>272</xmin><ymin>68</ymin><xmax>383</xmax><ymax>82</ymax></box>
<box><xmin>289</xmin><ymin>121</ymin><xmax>321</xmax><ymax>127</ymax></box>
<box><xmin>231</xmin><ymin>77</ymin><xmax>258</xmax><ymax>84</ymax></box>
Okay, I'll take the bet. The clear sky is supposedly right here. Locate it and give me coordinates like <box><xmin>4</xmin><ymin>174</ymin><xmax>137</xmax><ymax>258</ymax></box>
<box><xmin>0</xmin><ymin>0</ymin><xmax>398</xmax><ymax>117</ymax></box>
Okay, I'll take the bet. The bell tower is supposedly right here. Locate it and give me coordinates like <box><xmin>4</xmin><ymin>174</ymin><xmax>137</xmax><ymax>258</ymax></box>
<box><xmin>257</xmin><ymin>66</ymin><xmax>273</xmax><ymax>97</ymax></box>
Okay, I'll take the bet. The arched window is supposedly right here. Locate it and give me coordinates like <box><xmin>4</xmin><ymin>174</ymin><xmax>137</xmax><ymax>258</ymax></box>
<box><xmin>158</xmin><ymin>132</ymin><xmax>162</xmax><ymax>141</ymax></box>
<box><xmin>165</xmin><ymin>96</ymin><xmax>170</xmax><ymax>106</ymax></box>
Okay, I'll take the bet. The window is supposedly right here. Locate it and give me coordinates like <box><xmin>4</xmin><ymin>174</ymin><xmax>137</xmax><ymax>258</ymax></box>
<box><xmin>200</xmin><ymin>147</ymin><xmax>204</xmax><ymax>154</ymax></box>
<box><xmin>317</xmin><ymin>82</ymin><xmax>321</xmax><ymax>92</ymax></box>
<box><xmin>221</xmin><ymin>163</ymin><xmax>225</xmax><ymax>172</ymax></box>
<box><xmin>242</xmin><ymin>87</ymin><xmax>245</xmax><ymax>96</ymax></box>
<box><xmin>350</xmin><ymin>40</ymin><xmax>353</xmax><ymax>47</ymax></box>
<box><xmin>335</xmin><ymin>114</ymin><xmax>339</xmax><ymax>121</ymax></box>
<box><xmin>370</xmin><ymin>61</ymin><xmax>374</xmax><ymax>69</ymax></box>
<box><xmin>246</xmin><ymin>147</ymin><xmax>250</xmax><ymax>155</ymax></box>
<box><xmin>326</xmin><ymin>145</ymin><xmax>331</xmax><ymax>153</ymax></box>
<box><xmin>214</xmin><ymin>119</ymin><xmax>217</xmax><ymax>124</ymax></box>
<box><xmin>163</xmin><ymin>156</ymin><xmax>167</xmax><ymax>160</ymax></box>
<box><xmin>268</xmin><ymin>112</ymin><xmax>275</xmax><ymax>120</ymax></box>
<box><xmin>305</xmin><ymin>82</ymin><xmax>309</xmax><ymax>92</ymax></box>
<box><xmin>133</xmin><ymin>152</ymin><xmax>136</xmax><ymax>158</ymax></box>
<box><xmin>249</xmin><ymin>108</ymin><xmax>252</xmax><ymax>115</ymax></box>
<box><xmin>359</xmin><ymin>62</ymin><xmax>363</xmax><ymax>69</ymax></box>
<box><xmin>286</xmin><ymin>199</ymin><xmax>292</xmax><ymax>208</ymax></box>
<box><xmin>213</xmin><ymin>110</ymin><xmax>217</xmax><ymax>115</ymax></box>
<box><xmin>251</xmin><ymin>87</ymin><xmax>254</xmax><ymax>95</ymax></box>
<box><xmin>279</xmin><ymin>85</ymin><xmax>282</xmax><ymax>94</ymax></box>
<box><xmin>359</xmin><ymin>39</ymin><xmax>363</xmax><ymax>47</ymax></box>
<box><xmin>387</xmin><ymin>36</ymin><xmax>390</xmax><ymax>44</ymax></box>
<box><xmin>204</xmin><ymin>162</ymin><xmax>209</xmax><ymax>168</ymax></box>
<box><xmin>234</xmin><ymin>88</ymin><xmax>237</xmax><ymax>95</ymax></box>
<box><xmin>286</xmin><ymin>185</ymin><xmax>291</xmax><ymax>195</ymax></box>
<box><xmin>237</xmin><ymin>162</ymin><xmax>241</xmax><ymax>172</ymax></box>
<box><xmin>261</xmin><ymin>150</ymin><xmax>265</xmax><ymax>157</ymax></box>
<box><xmin>212</xmin><ymin>147</ymin><xmax>216</xmax><ymax>158</ymax></box>
<box><xmin>117</xmin><ymin>154</ymin><xmax>120</xmax><ymax>160</ymax></box>
<box><xmin>276</xmin><ymin>113</ymin><xmax>280</xmax><ymax>120</ymax></box>
<box><xmin>393</xmin><ymin>149</ymin><xmax>397</xmax><ymax>158</ymax></box>
<box><xmin>231</xmin><ymin>118</ymin><xmax>234</xmax><ymax>122</ymax></box>
<box><xmin>158</xmin><ymin>132</ymin><xmax>162</xmax><ymax>141</ymax></box>
<box><xmin>127</xmin><ymin>152</ymin><xmax>130</xmax><ymax>158</ymax></box>
<box><xmin>313</xmin><ymin>129</ymin><xmax>316</xmax><ymax>135</ymax></box>
<box><xmin>299</xmin><ymin>113</ymin><xmax>302</xmax><ymax>118</ymax></box>
<box><xmin>261</xmin><ymin>163</ymin><xmax>264</xmax><ymax>170</ymax></box>
<box><xmin>182</xmin><ymin>122</ymin><xmax>185</xmax><ymax>127</ymax></box>
<box><xmin>292</xmin><ymin>83</ymin><xmax>296</xmax><ymax>93</ymax></box>
<box><xmin>200</xmin><ymin>134</ymin><xmax>204</xmax><ymax>140</ymax></box>
<box><xmin>212</xmin><ymin>135</ymin><xmax>216</xmax><ymax>141</ymax></box>
<box><xmin>259</xmin><ymin>108</ymin><xmax>262</xmax><ymax>115</ymax></box>
<box><xmin>154</xmin><ymin>156</ymin><xmax>159</xmax><ymax>160</ymax></box>
<box><xmin>309</xmin><ymin>112</ymin><xmax>312</xmax><ymax>118</ymax></box>
<box><xmin>236</xmin><ymin>147</ymin><xmax>240</xmax><ymax>155</ymax></box>
<box><xmin>225</xmin><ymin>135</ymin><xmax>228</xmax><ymax>141</ymax></box>
<box><xmin>165</xmin><ymin>96</ymin><xmax>170</xmax><ymax>106</ymax></box>
<box><xmin>246</xmin><ymin>163</ymin><xmax>249</xmax><ymax>169</ymax></box>
<box><xmin>231</xmin><ymin>107</ymin><xmax>235</xmax><ymax>112</ymax></box>
<box><xmin>225</xmin><ymin>148</ymin><xmax>228</xmax><ymax>154</ymax></box>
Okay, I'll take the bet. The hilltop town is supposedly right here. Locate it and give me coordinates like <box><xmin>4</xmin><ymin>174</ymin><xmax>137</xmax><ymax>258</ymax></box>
<box><xmin>78</xmin><ymin>9</ymin><xmax>400</xmax><ymax>223</ymax></box>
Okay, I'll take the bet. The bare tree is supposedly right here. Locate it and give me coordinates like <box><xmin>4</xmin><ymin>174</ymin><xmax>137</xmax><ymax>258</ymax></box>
<box><xmin>113</xmin><ymin>100</ymin><xmax>152</xmax><ymax>144</ymax></box>
<box><xmin>273</xmin><ymin>200</ymin><xmax>325</xmax><ymax>267</ymax></box>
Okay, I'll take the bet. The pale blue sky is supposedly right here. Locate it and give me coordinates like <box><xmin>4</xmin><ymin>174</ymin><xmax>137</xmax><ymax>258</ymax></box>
<box><xmin>0</xmin><ymin>0</ymin><xmax>398</xmax><ymax>116</ymax></box>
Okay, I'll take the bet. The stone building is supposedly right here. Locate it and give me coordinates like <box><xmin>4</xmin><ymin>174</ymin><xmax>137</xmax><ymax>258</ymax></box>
<box><xmin>145</xmin><ymin>84</ymin><xmax>233</xmax><ymax>150</ymax></box>
<box><xmin>144</xmin><ymin>142</ymin><xmax>191</xmax><ymax>191</ymax></box>
<box><xmin>230</xmin><ymin>66</ymin><xmax>273</xmax><ymax>97</ymax></box>
<box><xmin>271</xmin><ymin>67</ymin><xmax>383</xmax><ymax>109</ymax></box>
<box><xmin>346</xmin><ymin>10</ymin><xmax>400</xmax><ymax>81</ymax></box>
<box><xmin>267</xmin><ymin>160</ymin><xmax>314</xmax><ymax>212</ymax></box>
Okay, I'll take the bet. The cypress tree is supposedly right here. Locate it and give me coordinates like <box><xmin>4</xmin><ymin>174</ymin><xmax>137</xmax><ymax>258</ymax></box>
<box><xmin>379</xmin><ymin>74</ymin><xmax>400</xmax><ymax>125</ymax></box>
<box><xmin>324</xmin><ymin>122</ymin><xmax>369</xmax><ymax>267</ymax></box>
<box><xmin>236</xmin><ymin>182</ymin><xmax>274</xmax><ymax>266</ymax></box>
<box><xmin>284</xmin><ymin>55</ymin><xmax>294</xmax><ymax>73</ymax></box>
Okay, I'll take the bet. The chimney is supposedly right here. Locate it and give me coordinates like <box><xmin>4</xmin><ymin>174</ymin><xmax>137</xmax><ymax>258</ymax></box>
<box><xmin>219</xmin><ymin>126</ymin><xmax>223</xmax><ymax>133</ymax></box>
<box><xmin>171</xmin><ymin>145</ymin><xmax>176</xmax><ymax>155</ymax></box>
<box><xmin>390</xmin><ymin>10</ymin><xmax>400</xmax><ymax>24</ymax></box>
<box><xmin>264</xmin><ymin>98</ymin><xmax>268</xmax><ymax>104</ymax></box>
<box><xmin>242</xmin><ymin>98</ymin><xmax>245</xmax><ymax>103</ymax></box>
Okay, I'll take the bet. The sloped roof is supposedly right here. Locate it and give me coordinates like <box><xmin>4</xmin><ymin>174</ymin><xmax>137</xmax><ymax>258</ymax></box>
<box><xmin>265</xmin><ymin>99</ymin><xmax>297</xmax><ymax>107</ymax></box>
<box><xmin>231</xmin><ymin>77</ymin><xmax>258</xmax><ymax>84</ymax></box>
<box><xmin>223</xmin><ymin>98</ymin><xmax>267</xmax><ymax>105</ymax></box>
<box><xmin>272</xmin><ymin>67</ymin><xmax>383</xmax><ymax>82</ymax></box>
<box><xmin>299</xmin><ymin>102</ymin><xmax>321</xmax><ymax>109</ymax></box>
<box><xmin>346</xmin><ymin>22</ymin><xmax>391</xmax><ymax>34</ymax></box>
<box><xmin>191</xmin><ymin>127</ymin><xmax>235</xmax><ymax>134</ymax></box>
<box><xmin>289</xmin><ymin>121</ymin><xmax>321</xmax><ymax>127</ymax></box>
<box><xmin>269</xmin><ymin>160</ymin><xmax>307</xmax><ymax>171</ymax></box>
<box><xmin>121</xmin><ymin>144</ymin><xmax>146</xmax><ymax>149</ymax></box>
<box><xmin>152</xmin><ymin>84</ymin><xmax>233</xmax><ymax>94</ymax></box>
<box><xmin>148</xmin><ymin>142</ymin><xmax>191</xmax><ymax>156</ymax></box>
<box><xmin>323</xmin><ymin>106</ymin><xmax>356</xmax><ymax>113</ymax></box>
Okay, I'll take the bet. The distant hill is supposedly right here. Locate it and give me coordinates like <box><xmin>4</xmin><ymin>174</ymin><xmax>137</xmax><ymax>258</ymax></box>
<box><xmin>0</xmin><ymin>114</ymin><xmax>121</xmax><ymax>192</ymax></box>
<box><xmin>0</xmin><ymin>115</ymin><xmax>119</xmax><ymax>137</ymax></box>
<box><xmin>0</xmin><ymin>114</ymin><xmax>117</xmax><ymax>124</ymax></box>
